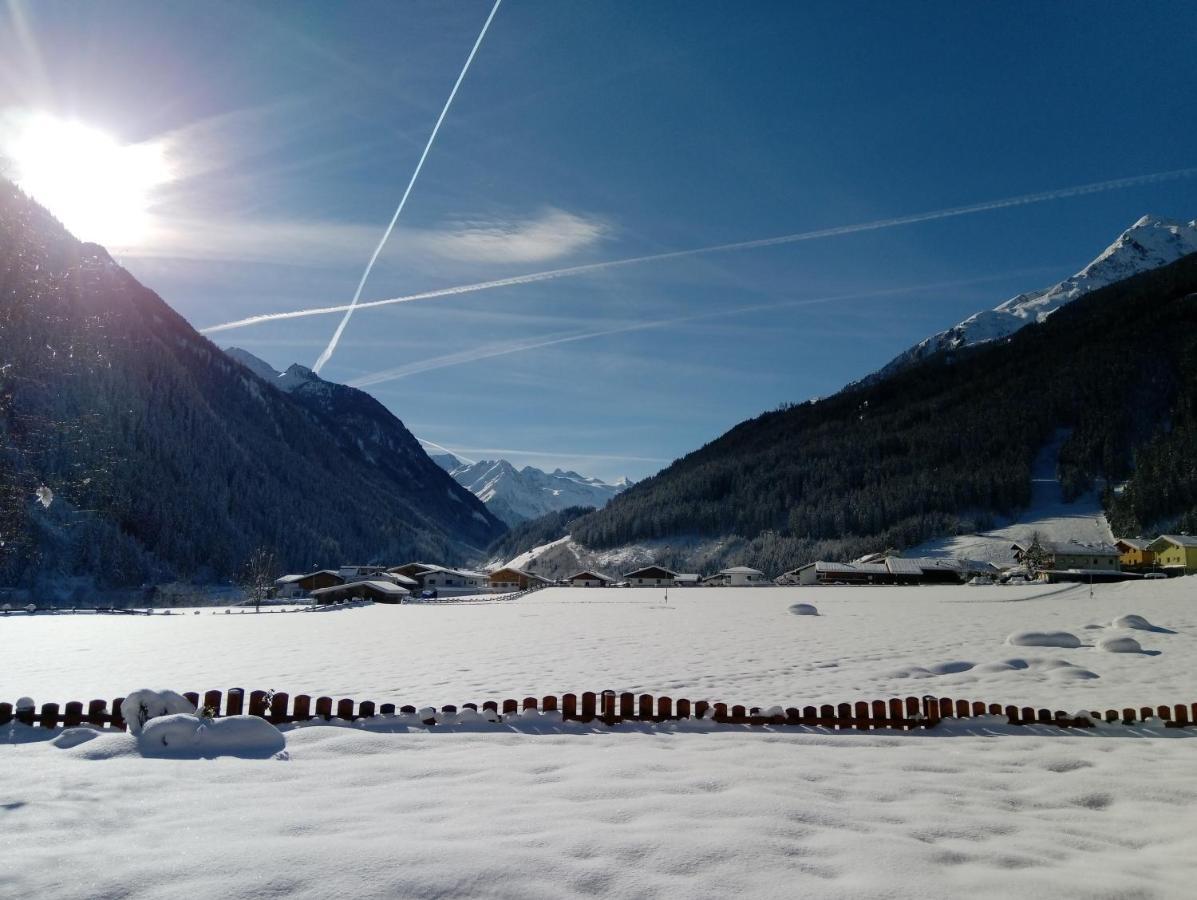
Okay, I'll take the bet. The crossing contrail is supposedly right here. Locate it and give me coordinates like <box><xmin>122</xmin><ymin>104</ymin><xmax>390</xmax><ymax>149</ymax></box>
<box><xmin>346</xmin><ymin>269</ymin><xmax>1051</xmax><ymax>388</ymax></box>
<box><xmin>202</xmin><ymin>165</ymin><xmax>1197</xmax><ymax>336</ymax></box>
<box><xmin>416</xmin><ymin>437</ymin><xmax>476</xmax><ymax>465</ymax></box>
<box><xmin>310</xmin><ymin>0</ymin><xmax>503</xmax><ymax>374</ymax></box>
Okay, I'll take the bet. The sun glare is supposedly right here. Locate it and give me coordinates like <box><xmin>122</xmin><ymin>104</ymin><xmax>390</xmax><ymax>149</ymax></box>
<box><xmin>4</xmin><ymin>112</ymin><xmax>171</xmax><ymax>248</ymax></box>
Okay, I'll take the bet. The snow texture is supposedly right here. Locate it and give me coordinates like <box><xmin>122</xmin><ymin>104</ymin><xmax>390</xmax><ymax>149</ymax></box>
<box><xmin>4</xmin><ymin>580</ymin><xmax>1197</xmax><ymax>898</ymax></box>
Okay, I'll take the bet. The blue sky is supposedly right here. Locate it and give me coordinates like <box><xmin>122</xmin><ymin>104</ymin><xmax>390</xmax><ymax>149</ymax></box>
<box><xmin>4</xmin><ymin>0</ymin><xmax>1197</xmax><ymax>480</ymax></box>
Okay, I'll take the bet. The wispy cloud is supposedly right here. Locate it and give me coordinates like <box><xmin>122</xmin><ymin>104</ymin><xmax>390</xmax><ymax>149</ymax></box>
<box><xmin>413</xmin><ymin>208</ymin><xmax>609</xmax><ymax>264</ymax></box>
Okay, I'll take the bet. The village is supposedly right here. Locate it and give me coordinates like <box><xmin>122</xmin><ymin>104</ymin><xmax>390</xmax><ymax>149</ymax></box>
<box><xmin>273</xmin><ymin>534</ymin><xmax>1197</xmax><ymax>604</ymax></box>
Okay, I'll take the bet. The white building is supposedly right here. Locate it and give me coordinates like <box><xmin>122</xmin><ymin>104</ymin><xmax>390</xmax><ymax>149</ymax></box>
<box><xmin>566</xmin><ymin>570</ymin><xmax>615</xmax><ymax>588</ymax></box>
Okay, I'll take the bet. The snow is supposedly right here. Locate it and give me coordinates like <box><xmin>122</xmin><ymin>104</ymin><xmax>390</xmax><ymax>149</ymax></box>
<box><xmin>5</xmin><ymin>580</ymin><xmax>1197</xmax><ymax>898</ymax></box>
<box><xmin>788</xmin><ymin>602</ymin><xmax>819</xmax><ymax>615</ymax></box>
<box><xmin>1096</xmin><ymin>635</ymin><xmax>1145</xmax><ymax>654</ymax></box>
<box><xmin>874</xmin><ymin>215</ymin><xmax>1197</xmax><ymax>380</ymax></box>
<box><xmin>911</xmin><ymin>430</ymin><xmax>1113</xmax><ymax>565</ymax></box>
<box><xmin>119</xmin><ymin>688</ymin><xmax>195</xmax><ymax>734</ymax></box>
<box><xmin>447</xmin><ymin>458</ymin><xmax>629</xmax><ymax>526</ymax></box>
<box><xmin>1006</xmin><ymin>630</ymin><xmax>1082</xmax><ymax>649</ymax></box>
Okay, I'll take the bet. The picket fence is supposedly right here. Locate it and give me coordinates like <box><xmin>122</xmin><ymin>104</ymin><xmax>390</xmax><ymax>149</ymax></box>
<box><xmin>3</xmin><ymin>690</ymin><xmax>1196</xmax><ymax>732</ymax></box>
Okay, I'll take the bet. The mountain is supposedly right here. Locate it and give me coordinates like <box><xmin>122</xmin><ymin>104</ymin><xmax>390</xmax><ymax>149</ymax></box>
<box><xmin>568</xmin><ymin>220</ymin><xmax>1197</xmax><ymax>574</ymax></box>
<box><xmin>0</xmin><ymin>178</ymin><xmax>505</xmax><ymax>592</ymax></box>
<box><xmin>871</xmin><ymin>216</ymin><xmax>1197</xmax><ymax>382</ymax></box>
<box><xmin>442</xmin><ymin>457</ymin><xmax>630</xmax><ymax>527</ymax></box>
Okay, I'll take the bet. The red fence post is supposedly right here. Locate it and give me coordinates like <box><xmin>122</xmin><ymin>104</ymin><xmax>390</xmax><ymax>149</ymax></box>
<box><xmin>111</xmin><ymin>697</ymin><xmax>126</xmax><ymax>731</ymax></box>
<box><xmin>713</xmin><ymin>702</ymin><xmax>729</xmax><ymax>723</ymax></box>
<box><xmin>248</xmin><ymin>691</ymin><xmax>269</xmax><ymax>718</ymax></box>
<box><xmin>40</xmin><ymin>702</ymin><xmax>59</xmax><ymax>729</ymax></box>
<box><xmin>183</xmin><ymin>692</ymin><xmax>200</xmax><ymax>709</ymax></box>
<box><xmin>63</xmin><ymin>701</ymin><xmax>83</xmax><ymax>728</ymax></box>
<box><xmin>694</xmin><ymin>700</ymin><xmax>710</xmax><ymax>720</ymax></box>
<box><xmin>293</xmin><ymin>695</ymin><xmax>312</xmax><ymax>721</ymax></box>
<box><xmin>226</xmin><ymin>689</ymin><xmax>244</xmax><ymax>716</ymax></box>
<box><xmin>631</xmin><ymin>694</ymin><xmax>649</xmax><ymax>721</ymax></box>
<box><xmin>658</xmin><ymin>697</ymin><xmax>673</xmax><ymax>722</ymax></box>
<box><xmin>314</xmin><ymin>696</ymin><xmax>333</xmax><ymax>720</ymax></box>
<box><xmin>677</xmin><ymin>699</ymin><xmax>692</xmax><ymax>719</ymax></box>
<box><xmin>853</xmin><ymin>701</ymin><xmax>869</xmax><ymax>731</ymax></box>
<box><xmin>541</xmin><ymin>695</ymin><xmax>558</xmax><ymax>713</ymax></box>
<box><xmin>502</xmin><ymin>698</ymin><xmax>519</xmax><ymax>715</ymax></box>
<box><xmin>523</xmin><ymin>697</ymin><xmax>538</xmax><ymax>712</ymax></box>
<box><xmin>561</xmin><ymin>694</ymin><xmax>577</xmax><ymax>720</ymax></box>
<box><xmin>379</xmin><ymin>703</ymin><xmax>396</xmax><ymax>716</ymax></box>
<box><xmin>203</xmin><ymin>690</ymin><xmax>222</xmax><ymax>716</ymax></box>
<box><xmin>86</xmin><ymin>700</ymin><xmax>106</xmax><ymax>727</ymax></box>
<box><xmin>270</xmin><ymin>692</ymin><xmax>290</xmax><ymax>723</ymax></box>
<box><xmin>358</xmin><ymin>701</ymin><xmax>376</xmax><ymax>719</ymax></box>
<box><xmin>336</xmin><ymin>699</ymin><xmax>355</xmax><ymax>720</ymax></box>
<box><xmin>600</xmin><ymin>692</ymin><xmax>617</xmax><ymax>724</ymax></box>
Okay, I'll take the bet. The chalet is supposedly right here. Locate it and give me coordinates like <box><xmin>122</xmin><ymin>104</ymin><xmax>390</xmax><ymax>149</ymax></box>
<box><xmin>781</xmin><ymin>557</ymin><xmax>998</xmax><ymax>586</ymax></box>
<box><xmin>310</xmin><ymin>580</ymin><xmax>410</xmax><ymax>604</ymax></box>
<box><xmin>488</xmin><ymin>567</ymin><xmax>551</xmax><ymax>592</ymax></box>
<box><xmin>1011</xmin><ymin>540</ymin><xmax>1121</xmax><ymax>572</ymax></box>
<box><xmin>1146</xmin><ymin>535</ymin><xmax>1197</xmax><ymax>574</ymax></box>
<box><xmin>338</xmin><ymin>565</ymin><xmax>386</xmax><ymax>582</ymax></box>
<box><xmin>273</xmin><ymin>570</ymin><xmax>343</xmax><ymax>599</ymax></box>
<box><xmin>387</xmin><ymin>563</ymin><xmax>487</xmax><ymax>590</ymax></box>
<box><xmin>672</xmin><ymin>573</ymin><xmax>702</xmax><ymax>587</ymax></box>
<box><xmin>706</xmin><ymin>566</ymin><xmax>769</xmax><ymax>587</ymax></box>
<box><xmin>623</xmin><ymin>566</ymin><xmax>678</xmax><ymax>587</ymax></box>
<box><xmin>1114</xmin><ymin>538</ymin><xmax>1155</xmax><ymax>570</ymax></box>
<box><xmin>566</xmin><ymin>570</ymin><xmax>615</xmax><ymax>588</ymax></box>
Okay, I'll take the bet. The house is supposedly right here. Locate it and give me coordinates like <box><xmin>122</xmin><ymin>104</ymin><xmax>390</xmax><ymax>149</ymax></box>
<box><xmin>566</xmin><ymin>570</ymin><xmax>615</xmax><ymax>587</ymax></box>
<box><xmin>378</xmin><ymin>572</ymin><xmax>420</xmax><ymax>591</ymax></box>
<box><xmin>273</xmin><ymin>570</ymin><xmax>343</xmax><ymax>599</ymax></box>
<box><xmin>1011</xmin><ymin>540</ymin><xmax>1121</xmax><ymax>572</ymax></box>
<box><xmin>623</xmin><ymin>566</ymin><xmax>678</xmax><ymax>587</ymax></box>
<box><xmin>338</xmin><ymin>565</ymin><xmax>386</xmax><ymax>582</ymax></box>
<box><xmin>1114</xmin><ymin>538</ymin><xmax>1156</xmax><ymax>570</ymax></box>
<box><xmin>784</xmin><ymin>561</ymin><xmax>891</xmax><ymax>585</ymax></box>
<box><xmin>488</xmin><ymin>567</ymin><xmax>551</xmax><ymax>592</ymax></box>
<box><xmin>1146</xmin><ymin>535</ymin><xmax>1197</xmax><ymax>574</ymax></box>
<box><xmin>672</xmin><ymin>573</ymin><xmax>702</xmax><ymax>587</ymax></box>
<box><xmin>387</xmin><ymin>562</ymin><xmax>488</xmax><ymax>590</ymax></box>
<box><xmin>706</xmin><ymin>566</ymin><xmax>769</xmax><ymax>587</ymax></box>
<box><xmin>310</xmin><ymin>580</ymin><xmax>410</xmax><ymax>604</ymax></box>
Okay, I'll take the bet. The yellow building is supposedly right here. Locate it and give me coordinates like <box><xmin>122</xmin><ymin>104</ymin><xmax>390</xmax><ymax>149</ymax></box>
<box><xmin>1146</xmin><ymin>535</ymin><xmax>1197</xmax><ymax>574</ymax></box>
<box><xmin>1114</xmin><ymin>538</ymin><xmax>1155</xmax><ymax>570</ymax></box>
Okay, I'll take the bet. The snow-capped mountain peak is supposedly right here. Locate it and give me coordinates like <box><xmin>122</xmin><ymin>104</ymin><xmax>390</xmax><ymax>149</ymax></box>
<box><xmin>445</xmin><ymin>458</ymin><xmax>631</xmax><ymax>526</ymax></box>
<box><xmin>871</xmin><ymin>215</ymin><xmax>1197</xmax><ymax>381</ymax></box>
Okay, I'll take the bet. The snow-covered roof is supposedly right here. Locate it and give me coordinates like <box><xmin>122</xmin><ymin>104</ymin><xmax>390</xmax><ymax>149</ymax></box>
<box><xmin>891</xmin><ymin>557</ymin><xmax>999</xmax><ymax>574</ymax></box>
<box><xmin>1115</xmin><ymin>538</ymin><xmax>1152</xmax><ymax>551</ymax></box>
<box><xmin>379</xmin><ymin>573</ymin><xmax>419</xmax><ymax>586</ymax></box>
<box><xmin>1012</xmin><ymin>540</ymin><xmax>1119</xmax><ymax>557</ymax></box>
<box><xmin>1149</xmin><ymin>534</ymin><xmax>1197</xmax><ymax>550</ymax></box>
<box><xmin>814</xmin><ymin>561</ymin><xmax>889</xmax><ymax>575</ymax></box>
<box><xmin>719</xmin><ymin>566</ymin><xmax>765</xmax><ymax>575</ymax></box>
<box><xmin>274</xmin><ymin>570</ymin><xmax>339</xmax><ymax>585</ymax></box>
<box><xmin>624</xmin><ymin>566</ymin><xmax>679</xmax><ymax>578</ymax></box>
<box><xmin>567</xmin><ymin>570</ymin><xmax>615</xmax><ymax>582</ymax></box>
<box><xmin>311</xmin><ymin>579</ymin><xmax>410</xmax><ymax>597</ymax></box>
<box><xmin>673</xmin><ymin>573</ymin><xmax>701</xmax><ymax>583</ymax></box>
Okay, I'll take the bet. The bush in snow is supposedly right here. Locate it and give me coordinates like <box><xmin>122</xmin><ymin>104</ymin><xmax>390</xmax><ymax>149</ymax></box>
<box><xmin>120</xmin><ymin>689</ymin><xmax>196</xmax><ymax>735</ymax></box>
<box><xmin>1097</xmin><ymin>635</ymin><xmax>1144</xmax><ymax>653</ymax></box>
<box><xmin>788</xmin><ymin>602</ymin><xmax>818</xmax><ymax>616</ymax></box>
<box><xmin>138</xmin><ymin>713</ymin><xmax>285</xmax><ymax>758</ymax></box>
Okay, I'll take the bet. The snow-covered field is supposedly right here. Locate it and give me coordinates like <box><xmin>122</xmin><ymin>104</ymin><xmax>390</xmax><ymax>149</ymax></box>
<box><xmin>4</xmin><ymin>581</ymin><xmax>1197</xmax><ymax>899</ymax></box>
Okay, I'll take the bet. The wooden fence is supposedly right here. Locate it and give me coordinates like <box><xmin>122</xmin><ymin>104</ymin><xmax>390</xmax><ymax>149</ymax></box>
<box><xmin>3</xmin><ymin>690</ymin><xmax>1196</xmax><ymax>732</ymax></box>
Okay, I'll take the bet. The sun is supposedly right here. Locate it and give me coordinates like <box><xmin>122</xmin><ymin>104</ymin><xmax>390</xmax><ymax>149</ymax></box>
<box><xmin>3</xmin><ymin>112</ymin><xmax>171</xmax><ymax>249</ymax></box>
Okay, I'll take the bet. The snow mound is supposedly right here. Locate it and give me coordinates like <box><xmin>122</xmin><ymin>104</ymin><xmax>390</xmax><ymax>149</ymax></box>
<box><xmin>51</xmin><ymin>727</ymin><xmax>101</xmax><ymax>749</ymax></box>
<box><xmin>119</xmin><ymin>689</ymin><xmax>196</xmax><ymax>735</ymax></box>
<box><xmin>1111</xmin><ymin>614</ymin><xmax>1157</xmax><ymax>631</ymax></box>
<box><xmin>1097</xmin><ymin>636</ymin><xmax>1144</xmax><ymax>654</ymax></box>
<box><xmin>1006</xmin><ymin>630</ymin><xmax>1081</xmax><ymax>649</ymax></box>
<box><xmin>788</xmin><ymin>602</ymin><xmax>819</xmax><ymax>616</ymax></box>
<box><xmin>138</xmin><ymin>713</ymin><xmax>286</xmax><ymax>758</ymax></box>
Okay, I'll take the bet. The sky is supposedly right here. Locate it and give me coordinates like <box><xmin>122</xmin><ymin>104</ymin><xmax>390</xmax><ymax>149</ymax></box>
<box><xmin>2</xmin><ymin>0</ymin><xmax>1197</xmax><ymax>481</ymax></box>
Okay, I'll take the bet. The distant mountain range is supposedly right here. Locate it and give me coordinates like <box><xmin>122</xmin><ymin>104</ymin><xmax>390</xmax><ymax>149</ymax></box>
<box><xmin>566</xmin><ymin>214</ymin><xmax>1197</xmax><ymax>574</ymax></box>
<box><xmin>869</xmin><ymin>215</ymin><xmax>1197</xmax><ymax>382</ymax></box>
<box><xmin>0</xmin><ymin>178</ymin><xmax>504</xmax><ymax>592</ymax></box>
<box><xmin>430</xmin><ymin>453</ymin><xmax>630</xmax><ymax>527</ymax></box>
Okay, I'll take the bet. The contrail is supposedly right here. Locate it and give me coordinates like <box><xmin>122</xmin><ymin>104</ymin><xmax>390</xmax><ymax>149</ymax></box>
<box><xmin>202</xmin><ymin>165</ymin><xmax>1197</xmax><ymax>336</ymax></box>
<box><xmin>347</xmin><ymin>269</ymin><xmax>1051</xmax><ymax>388</ymax></box>
<box><xmin>417</xmin><ymin>437</ymin><xmax>476</xmax><ymax>465</ymax></box>
<box><xmin>310</xmin><ymin>0</ymin><xmax>503</xmax><ymax>374</ymax></box>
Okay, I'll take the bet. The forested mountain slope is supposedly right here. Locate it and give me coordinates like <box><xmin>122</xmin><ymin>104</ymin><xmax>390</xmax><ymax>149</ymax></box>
<box><xmin>571</xmin><ymin>250</ymin><xmax>1197</xmax><ymax>573</ymax></box>
<box><xmin>0</xmin><ymin>180</ymin><xmax>505</xmax><ymax>591</ymax></box>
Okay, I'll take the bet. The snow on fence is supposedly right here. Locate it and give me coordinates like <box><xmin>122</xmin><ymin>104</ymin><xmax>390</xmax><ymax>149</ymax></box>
<box><xmin>3</xmin><ymin>690</ymin><xmax>1197</xmax><ymax>732</ymax></box>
